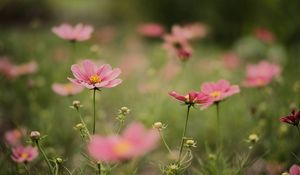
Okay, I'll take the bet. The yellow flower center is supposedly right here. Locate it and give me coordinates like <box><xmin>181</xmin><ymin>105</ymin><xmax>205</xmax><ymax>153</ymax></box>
<box><xmin>185</xmin><ymin>95</ymin><xmax>190</xmax><ymax>102</ymax></box>
<box><xmin>20</xmin><ymin>152</ymin><xmax>29</xmax><ymax>159</ymax></box>
<box><xmin>64</xmin><ymin>84</ymin><xmax>74</xmax><ymax>92</ymax></box>
<box><xmin>89</xmin><ymin>75</ymin><xmax>101</xmax><ymax>84</ymax></box>
<box><xmin>113</xmin><ymin>140</ymin><xmax>132</xmax><ymax>155</ymax></box>
<box><xmin>256</xmin><ymin>78</ymin><xmax>264</xmax><ymax>86</ymax></box>
<box><xmin>210</xmin><ymin>91</ymin><xmax>221</xmax><ymax>98</ymax></box>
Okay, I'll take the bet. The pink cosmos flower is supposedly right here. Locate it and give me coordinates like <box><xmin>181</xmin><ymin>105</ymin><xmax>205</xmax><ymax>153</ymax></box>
<box><xmin>11</xmin><ymin>145</ymin><xmax>38</xmax><ymax>163</ymax></box>
<box><xmin>0</xmin><ymin>58</ymin><xmax>38</xmax><ymax>79</ymax></box>
<box><xmin>169</xmin><ymin>91</ymin><xmax>211</xmax><ymax>107</ymax></box>
<box><xmin>222</xmin><ymin>52</ymin><xmax>240</xmax><ymax>70</ymax></box>
<box><xmin>279</xmin><ymin>109</ymin><xmax>300</xmax><ymax>126</ymax></box>
<box><xmin>4</xmin><ymin>129</ymin><xmax>22</xmax><ymax>146</ymax></box>
<box><xmin>255</xmin><ymin>27</ymin><xmax>275</xmax><ymax>43</ymax></box>
<box><xmin>68</xmin><ymin>59</ymin><xmax>122</xmax><ymax>89</ymax></box>
<box><xmin>52</xmin><ymin>23</ymin><xmax>94</xmax><ymax>42</ymax></box>
<box><xmin>163</xmin><ymin>32</ymin><xmax>193</xmax><ymax>61</ymax></box>
<box><xmin>87</xmin><ymin>122</ymin><xmax>159</xmax><ymax>163</ymax></box>
<box><xmin>52</xmin><ymin>82</ymin><xmax>84</xmax><ymax>96</ymax></box>
<box><xmin>290</xmin><ymin>164</ymin><xmax>300</xmax><ymax>175</ymax></box>
<box><xmin>137</xmin><ymin>23</ymin><xmax>165</xmax><ymax>37</ymax></box>
<box><xmin>243</xmin><ymin>61</ymin><xmax>281</xmax><ymax>88</ymax></box>
<box><xmin>172</xmin><ymin>23</ymin><xmax>207</xmax><ymax>40</ymax></box>
<box><xmin>200</xmin><ymin>79</ymin><xmax>240</xmax><ymax>106</ymax></box>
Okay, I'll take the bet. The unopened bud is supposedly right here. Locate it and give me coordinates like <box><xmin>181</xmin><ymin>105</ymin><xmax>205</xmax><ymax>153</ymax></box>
<box><xmin>71</xmin><ymin>100</ymin><xmax>82</xmax><ymax>110</ymax></box>
<box><xmin>281</xmin><ymin>172</ymin><xmax>289</xmax><ymax>175</ymax></box>
<box><xmin>30</xmin><ymin>131</ymin><xmax>41</xmax><ymax>141</ymax></box>
<box><xmin>185</xmin><ymin>139</ymin><xmax>196</xmax><ymax>147</ymax></box>
<box><xmin>119</xmin><ymin>107</ymin><xmax>130</xmax><ymax>115</ymax></box>
<box><xmin>56</xmin><ymin>157</ymin><xmax>63</xmax><ymax>164</ymax></box>
<box><xmin>153</xmin><ymin>122</ymin><xmax>163</xmax><ymax>129</ymax></box>
<box><xmin>248</xmin><ymin>134</ymin><xmax>259</xmax><ymax>144</ymax></box>
<box><xmin>74</xmin><ymin>123</ymin><xmax>84</xmax><ymax>130</ymax></box>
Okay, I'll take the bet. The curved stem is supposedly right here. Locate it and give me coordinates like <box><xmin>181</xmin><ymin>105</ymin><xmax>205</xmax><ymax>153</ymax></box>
<box><xmin>178</xmin><ymin>105</ymin><xmax>191</xmax><ymax>165</ymax></box>
<box><xmin>36</xmin><ymin>141</ymin><xmax>54</xmax><ymax>175</ymax></box>
<box><xmin>158</xmin><ymin>130</ymin><xmax>172</xmax><ymax>154</ymax></box>
<box><xmin>93</xmin><ymin>89</ymin><xmax>96</xmax><ymax>134</ymax></box>
<box><xmin>54</xmin><ymin>163</ymin><xmax>59</xmax><ymax>175</ymax></box>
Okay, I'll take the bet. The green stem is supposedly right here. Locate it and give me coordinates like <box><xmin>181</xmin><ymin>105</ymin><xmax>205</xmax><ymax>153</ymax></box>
<box><xmin>54</xmin><ymin>163</ymin><xmax>59</xmax><ymax>175</ymax></box>
<box><xmin>77</xmin><ymin>108</ymin><xmax>91</xmax><ymax>139</ymax></box>
<box><xmin>36</xmin><ymin>141</ymin><xmax>54</xmax><ymax>175</ymax></box>
<box><xmin>116</xmin><ymin>121</ymin><xmax>124</xmax><ymax>134</ymax></box>
<box><xmin>93</xmin><ymin>89</ymin><xmax>96</xmax><ymax>134</ymax></box>
<box><xmin>158</xmin><ymin>130</ymin><xmax>172</xmax><ymax>154</ymax></box>
<box><xmin>296</xmin><ymin>125</ymin><xmax>300</xmax><ymax>137</ymax></box>
<box><xmin>178</xmin><ymin>105</ymin><xmax>191</xmax><ymax>165</ymax></box>
<box><xmin>97</xmin><ymin>163</ymin><xmax>101</xmax><ymax>175</ymax></box>
<box><xmin>216</xmin><ymin>102</ymin><xmax>221</xmax><ymax>147</ymax></box>
<box><xmin>23</xmin><ymin>163</ymin><xmax>31</xmax><ymax>175</ymax></box>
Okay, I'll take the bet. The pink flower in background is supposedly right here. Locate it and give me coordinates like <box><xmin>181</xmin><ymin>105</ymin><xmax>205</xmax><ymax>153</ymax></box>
<box><xmin>200</xmin><ymin>79</ymin><xmax>240</xmax><ymax>105</ymax></box>
<box><xmin>10</xmin><ymin>61</ymin><xmax>38</xmax><ymax>77</ymax></box>
<box><xmin>163</xmin><ymin>32</ymin><xmax>193</xmax><ymax>61</ymax></box>
<box><xmin>243</xmin><ymin>61</ymin><xmax>281</xmax><ymax>87</ymax></box>
<box><xmin>172</xmin><ymin>23</ymin><xmax>207</xmax><ymax>40</ymax></box>
<box><xmin>4</xmin><ymin>129</ymin><xmax>22</xmax><ymax>146</ymax></box>
<box><xmin>87</xmin><ymin>122</ymin><xmax>159</xmax><ymax>163</ymax></box>
<box><xmin>290</xmin><ymin>164</ymin><xmax>300</xmax><ymax>175</ymax></box>
<box><xmin>169</xmin><ymin>91</ymin><xmax>211</xmax><ymax>107</ymax></box>
<box><xmin>255</xmin><ymin>27</ymin><xmax>275</xmax><ymax>43</ymax></box>
<box><xmin>0</xmin><ymin>57</ymin><xmax>14</xmax><ymax>78</ymax></box>
<box><xmin>68</xmin><ymin>59</ymin><xmax>122</xmax><ymax>89</ymax></box>
<box><xmin>0</xmin><ymin>57</ymin><xmax>38</xmax><ymax>79</ymax></box>
<box><xmin>11</xmin><ymin>145</ymin><xmax>38</xmax><ymax>163</ymax></box>
<box><xmin>222</xmin><ymin>52</ymin><xmax>240</xmax><ymax>70</ymax></box>
<box><xmin>52</xmin><ymin>83</ymin><xmax>84</xmax><ymax>96</ymax></box>
<box><xmin>137</xmin><ymin>23</ymin><xmax>165</xmax><ymax>37</ymax></box>
<box><xmin>279</xmin><ymin>109</ymin><xmax>300</xmax><ymax>126</ymax></box>
<box><xmin>52</xmin><ymin>23</ymin><xmax>94</xmax><ymax>42</ymax></box>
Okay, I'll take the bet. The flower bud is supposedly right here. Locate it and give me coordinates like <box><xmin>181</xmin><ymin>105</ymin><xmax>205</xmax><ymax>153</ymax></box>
<box><xmin>119</xmin><ymin>107</ymin><xmax>130</xmax><ymax>115</ymax></box>
<box><xmin>185</xmin><ymin>139</ymin><xmax>196</xmax><ymax>148</ymax></box>
<box><xmin>169</xmin><ymin>164</ymin><xmax>179</xmax><ymax>171</ymax></box>
<box><xmin>71</xmin><ymin>100</ymin><xmax>83</xmax><ymax>110</ymax></box>
<box><xmin>281</xmin><ymin>173</ymin><xmax>289</xmax><ymax>175</ymax></box>
<box><xmin>30</xmin><ymin>131</ymin><xmax>41</xmax><ymax>141</ymax></box>
<box><xmin>248</xmin><ymin>133</ymin><xmax>259</xmax><ymax>144</ymax></box>
<box><xmin>74</xmin><ymin>123</ymin><xmax>84</xmax><ymax>130</ymax></box>
<box><xmin>153</xmin><ymin>122</ymin><xmax>163</xmax><ymax>129</ymax></box>
<box><xmin>56</xmin><ymin>157</ymin><xmax>63</xmax><ymax>164</ymax></box>
<box><xmin>208</xmin><ymin>153</ymin><xmax>216</xmax><ymax>160</ymax></box>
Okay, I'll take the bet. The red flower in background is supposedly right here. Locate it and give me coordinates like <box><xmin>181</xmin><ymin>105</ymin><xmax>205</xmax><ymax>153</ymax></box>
<box><xmin>255</xmin><ymin>27</ymin><xmax>275</xmax><ymax>43</ymax></box>
<box><xmin>137</xmin><ymin>23</ymin><xmax>165</xmax><ymax>37</ymax></box>
<box><xmin>289</xmin><ymin>164</ymin><xmax>300</xmax><ymax>175</ymax></box>
<box><xmin>280</xmin><ymin>109</ymin><xmax>300</xmax><ymax>126</ymax></box>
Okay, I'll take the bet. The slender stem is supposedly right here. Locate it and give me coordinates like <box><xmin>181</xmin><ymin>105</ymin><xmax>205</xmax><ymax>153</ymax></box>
<box><xmin>77</xmin><ymin>108</ymin><xmax>91</xmax><ymax>139</ymax></box>
<box><xmin>36</xmin><ymin>141</ymin><xmax>54</xmax><ymax>175</ymax></box>
<box><xmin>97</xmin><ymin>163</ymin><xmax>101</xmax><ymax>175</ymax></box>
<box><xmin>23</xmin><ymin>163</ymin><xmax>31</xmax><ymax>175</ymax></box>
<box><xmin>216</xmin><ymin>102</ymin><xmax>221</xmax><ymax>146</ymax></box>
<box><xmin>116</xmin><ymin>121</ymin><xmax>124</xmax><ymax>134</ymax></box>
<box><xmin>158</xmin><ymin>130</ymin><xmax>172</xmax><ymax>154</ymax></box>
<box><xmin>296</xmin><ymin>125</ymin><xmax>300</xmax><ymax>137</ymax></box>
<box><xmin>178</xmin><ymin>105</ymin><xmax>191</xmax><ymax>164</ymax></box>
<box><xmin>54</xmin><ymin>163</ymin><xmax>59</xmax><ymax>175</ymax></box>
<box><xmin>93</xmin><ymin>89</ymin><xmax>96</xmax><ymax>134</ymax></box>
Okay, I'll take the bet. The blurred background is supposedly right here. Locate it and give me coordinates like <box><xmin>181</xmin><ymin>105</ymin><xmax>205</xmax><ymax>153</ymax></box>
<box><xmin>0</xmin><ymin>0</ymin><xmax>300</xmax><ymax>174</ymax></box>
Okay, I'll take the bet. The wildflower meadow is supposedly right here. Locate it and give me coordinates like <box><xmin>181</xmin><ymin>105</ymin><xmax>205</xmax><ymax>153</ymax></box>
<box><xmin>1</xmin><ymin>1</ymin><xmax>300</xmax><ymax>175</ymax></box>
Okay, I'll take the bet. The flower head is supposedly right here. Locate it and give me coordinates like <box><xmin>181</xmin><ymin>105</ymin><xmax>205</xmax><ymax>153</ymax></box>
<box><xmin>169</xmin><ymin>91</ymin><xmax>211</xmax><ymax>107</ymax></box>
<box><xmin>68</xmin><ymin>59</ymin><xmax>122</xmax><ymax>89</ymax></box>
<box><xmin>255</xmin><ymin>27</ymin><xmax>275</xmax><ymax>43</ymax></box>
<box><xmin>11</xmin><ymin>145</ymin><xmax>38</xmax><ymax>163</ymax></box>
<box><xmin>280</xmin><ymin>109</ymin><xmax>300</xmax><ymax>126</ymax></box>
<box><xmin>4</xmin><ymin>129</ymin><xmax>22</xmax><ymax>146</ymax></box>
<box><xmin>52</xmin><ymin>82</ymin><xmax>84</xmax><ymax>96</ymax></box>
<box><xmin>200</xmin><ymin>79</ymin><xmax>240</xmax><ymax>106</ymax></box>
<box><xmin>243</xmin><ymin>61</ymin><xmax>281</xmax><ymax>88</ymax></box>
<box><xmin>87</xmin><ymin>122</ymin><xmax>159</xmax><ymax>163</ymax></box>
<box><xmin>289</xmin><ymin>164</ymin><xmax>300</xmax><ymax>175</ymax></box>
<box><xmin>137</xmin><ymin>23</ymin><xmax>165</xmax><ymax>37</ymax></box>
<box><xmin>52</xmin><ymin>23</ymin><xmax>93</xmax><ymax>42</ymax></box>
